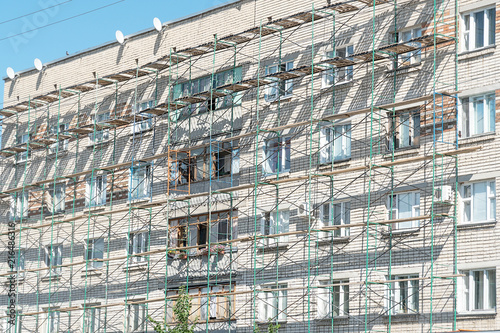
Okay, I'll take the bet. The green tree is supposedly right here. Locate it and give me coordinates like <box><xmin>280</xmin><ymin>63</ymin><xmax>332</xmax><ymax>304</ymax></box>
<box><xmin>148</xmin><ymin>286</ymin><xmax>196</xmax><ymax>333</ymax></box>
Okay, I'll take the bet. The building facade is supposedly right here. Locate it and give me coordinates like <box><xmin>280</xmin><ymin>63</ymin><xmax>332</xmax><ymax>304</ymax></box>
<box><xmin>0</xmin><ymin>0</ymin><xmax>499</xmax><ymax>332</ymax></box>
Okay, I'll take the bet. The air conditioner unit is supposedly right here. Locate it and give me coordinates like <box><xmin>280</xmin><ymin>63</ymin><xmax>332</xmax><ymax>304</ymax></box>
<box><xmin>297</xmin><ymin>202</ymin><xmax>316</xmax><ymax>219</ymax></box>
<box><xmin>434</xmin><ymin>185</ymin><xmax>453</xmax><ymax>203</ymax></box>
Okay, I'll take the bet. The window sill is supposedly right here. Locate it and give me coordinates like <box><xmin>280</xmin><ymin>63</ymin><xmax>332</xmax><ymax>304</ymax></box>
<box><xmin>14</xmin><ymin>160</ymin><xmax>31</xmax><ymax>166</ymax></box>
<box><xmin>316</xmin><ymin>236</ymin><xmax>350</xmax><ymax>245</ymax></box>
<box><xmin>47</xmin><ymin>150</ymin><xmax>69</xmax><ymax>159</ymax></box>
<box><xmin>321</xmin><ymin>80</ymin><xmax>354</xmax><ymax>91</ymax></box>
<box><xmin>266</xmin><ymin>95</ymin><xmax>293</xmax><ymax>104</ymax></box>
<box><xmin>458</xmin><ymin>45</ymin><xmax>496</xmax><ymax>60</ymax></box>
<box><xmin>383</xmin><ymin>147</ymin><xmax>419</xmax><ymax>159</ymax></box>
<box><xmin>316</xmin><ymin>315</ymin><xmax>348</xmax><ymax>321</ymax></box>
<box><xmin>385</xmin><ymin>63</ymin><xmax>421</xmax><ymax>76</ymax></box>
<box><xmin>263</xmin><ymin>171</ymin><xmax>290</xmax><ymax>180</ymax></box>
<box><xmin>458</xmin><ymin>132</ymin><xmax>495</xmax><ymax>145</ymax></box>
<box><xmin>40</xmin><ymin>274</ymin><xmax>62</xmax><ymax>282</ymax></box>
<box><xmin>81</xmin><ymin>268</ymin><xmax>103</xmax><ymax>278</ymax></box>
<box><xmin>129</xmin><ymin>128</ymin><xmax>154</xmax><ymax>137</ymax></box>
<box><xmin>44</xmin><ymin>212</ymin><xmax>65</xmax><ymax>220</ymax></box>
<box><xmin>122</xmin><ymin>261</ymin><xmax>148</xmax><ymax>272</ymax></box>
<box><xmin>318</xmin><ymin>159</ymin><xmax>351</xmax><ymax>170</ymax></box>
<box><xmin>84</xmin><ymin>206</ymin><xmax>106</xmax><ymax>213</ymax></box>
<box><xmin>128</xmin><ymin>198</ymin><xmax>150</xmax><ymax>205</ymax></box>
<box><xmin>86</xmin><ymin>139</ymin><xmax>113</xmax><ymax>148</ymax></box>
<box><xmin>458</xmin><ymin>220</ymin><xmax>497</xmax><ymax>230</ymax></box>
<box><xmin>258</xmin><ymin>242</ymin><xmax>289</xmax><ymax>252</ymax></box>
<box><xmin>383</xmin><ymin>227</ymin><xmax>420</xmax><ymax>236</ymax></box>
<box><xmin>457</xmin><ymin>310</ymin><xmax>496</xmax><ymax>318</ymax></box>
<box><xmin>257</xmin><ymin>319</ymin><xmax>287</xmax><ymax>325</ymax></box>
<box><xmin>383</xmin><ymin>313</ymin><xmax>419</xmax><ymax>321</ymax></box>
<box><xmin>4</xmin><ymin>276</ymin><xmax>25</xmax><ymax>285</ymax></box>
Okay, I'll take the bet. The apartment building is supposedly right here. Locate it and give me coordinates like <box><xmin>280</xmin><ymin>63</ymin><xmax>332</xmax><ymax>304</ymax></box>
<box><xmin>0</xmin><ymin>0</ymin><xmax>499</xmax><ymax>332</ymax></box>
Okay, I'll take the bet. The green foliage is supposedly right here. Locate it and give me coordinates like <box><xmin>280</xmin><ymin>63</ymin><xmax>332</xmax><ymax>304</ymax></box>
<box><xmin>253</xmin><ymin>321</ymin><xmax>281</xmax><ymax>333</ymax></box>
<box><xmin>148</xmin><ymin>286</ymin><xmax>196</xmax><ymax>333</ymax></box>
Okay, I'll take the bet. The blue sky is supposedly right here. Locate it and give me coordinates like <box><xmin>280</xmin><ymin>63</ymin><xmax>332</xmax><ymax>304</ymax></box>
<box><xmin>0</xmin><ymin>0</ymin><xmax>232</xmax><ymax>108</ymax></box>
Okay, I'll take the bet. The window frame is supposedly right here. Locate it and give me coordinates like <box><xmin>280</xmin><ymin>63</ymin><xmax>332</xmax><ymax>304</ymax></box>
<box><xmin>48</xmin><ymin>123</ymin><xmax>69</xmax><ymax>154</ymax></box>
<box><xmin>317</xmin><ymin>279</ymin><xmax>349</xmax><ymax>318</ymax></box>
<box><xmin>260</xmin><ymin>209</ymin><xmax>290</xmax><ymax>246</ymax></box>
<box><xmin>129</xmin><ymin>164</ymin><xmax>151</xmax><ymax>200</ymax></box>
<box><xmin>387</xmin><ymin>191</ymin><xmax>421</xmax><ymax>229</ymax></box>
<box><xmin>85</xmin><ymin>174</ymin><xmax>107</xmax><ymax>207</ymax></box>
<box><xmin>16</xmin><ymin>133</ymin><xmax>31</xmax><ymax>163</ymax></box>
<box><xmin>460</xmin><ymin>93</ymin><xmax>496</xmax><ymax>138</ymax></box>
<box><xmin>2</xmin><ymin>310</ymin><xmax>22</xmax><ymax>333</ymax></box>
<box><xmin>392</xmin><ymin>27</ymin><xmax>422</xmax><ymax>68</ymax></box>
<box><xmin>125</xmin><ymin>302</ymin><xmax>146</xmax><ymax>333</ymax></box>
<box><xmin>320</xmin><ymin>123</ymin><xmax>352</xmax><ymax>164</ymax></box>
<box><xmin>461</xmin><ymin>180</ymin><xmax>496</xmax><ymax>224</ymax></box>
<box><xmin>43</xmin><ymin>310</ymin><xmax>60</xmax><ymax>333</ymax></box>
<box><xmin>388</xmin><ymin>108</ymin><xmax>421</xmax><ymax>150</ymax></box>
<box><xmin>265</xmin><ymin>61</ymin><xmax>294</xmax><ymax>102</ymax></box>
<box><xmin>386</xmin><ymin>274</ymin><xmax>419</xmax><ymax>315</ymax></box>
<box><xmin>461</xmin><ymin>6</ymin><xmax>496</xmax><ymax>52</ymax></box>
<box><xmin>319</xmin><ymin>201</ymin><xmax>351</xmax><ymax>238</ymax></box>
<box><xmin>263</xmin><ymin>136</ymin><xmax>291</xmax><ymax>175</ymax></box>
<box><xmin>85</xmin><ymin>238</ymin><xmax>104</xmax><ymax>270</ymax></box>
<box><xmin>82</xmin><ymin>306</ymin><xmax>101</xmax><ymax>333</ymax></box>
<box><xmin>459</xmin><ymin>268</ymin><xmax>496</xmax><ymax>312</ymax></box>
<box><xmin>49</xmin><ymin>183</ymin><xmax>66</xmax><ymax>214</ymax></box>
<box><xmin>10</xmin><ymin>191</ymin><xmax>28</xmax><ymax>221</ymax></box>
<box><xmin>322</xmin><ymin>45</ymin><xmax>354</xmax><ymax>88</ymax></box>
<box><xmin>43</xmin><ymin>244</ymin><xmax>63</xmax><ymax>276</ymax></box>
<box><xmin>127</xmin><ymin>232</ymin><xmax>149</xmax><ymax>264</ymax></box>
<box><xmin>131</xmin><ymin>99</ymin><xmax>155</xmax><ymax>134</ymax></box>
<box><xmin>89</xmin><ymin>112</ymin><xmax>111</xmax><ymax>144</ymax></box>
<box><xmin>258</xmin><ymin>283</ymin><xmax>288</xmax><ymax>322</ymax></box>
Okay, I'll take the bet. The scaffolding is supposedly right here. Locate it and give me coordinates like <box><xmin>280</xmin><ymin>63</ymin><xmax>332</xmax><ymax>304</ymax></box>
<box><xmin>0</xmin><ymin>0</ymin><xmax>473</xmax><ymax>332</ymax></box>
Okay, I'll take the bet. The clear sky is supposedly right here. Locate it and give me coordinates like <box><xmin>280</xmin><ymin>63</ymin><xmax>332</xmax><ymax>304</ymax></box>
<box><xmin>0</xmin><ymin>0</ymin><xmax>233</xmax><ymax>108</ymax></box>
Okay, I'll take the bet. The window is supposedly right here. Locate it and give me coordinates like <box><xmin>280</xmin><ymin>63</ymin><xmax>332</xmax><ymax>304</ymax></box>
<box><xmin>388</xmin><ymin>192</ymin><xmax>420</xmax><ymax>229</ymax></box>
<box><xmin>392</xmin><ymin>28</ymin><xmax>422</xmax><ymax>67</ymax></box>
<box><xmin>460</xmin><ymin>269</ymin><xmax>496</xmax><ymax>312</ymax></box>
<box><xmin>258</xmin><ymin>284</ymin><xmax>287</xmax><ymax>322</ymax></box>
<box><xmin>16</xmin><ymin>133</ymin><xmax>30</xmax><ymax>162</ymax></box>
<box><xmin>317</xmin><ymin>280</ymin><xmax>349</xmax><ymax>318</ymax></box>
<box><xmin>49</xmin><ymin>123</ymin><xmax>69</xmax><ymax>154</ymax></box>
<box><xmin>10</xmin><ymin>192</ymin><xmax>28</xmax><ymax>220</ymax></box>
<box><xmin>214</xmin><ymin>143</ymin><xmax>240</xmax><ymax>177</ymax></box>
<box><xmin>170</xmin><ymin>143</ymin><xmax>240</xmax><ymax>184</ymax></box>
<box><xmin>389</xmin><ymin>109</ymin><xmax>420</xmax><ymax>149</ymax></box>
<box><xmin>49</xmin><ymin>184</ymin><xmax>65</xmax><ymax>214</ymax></box>
<box><xmin>43</xmin><ymin>244</ymin><xmax>62</xmax><ymax>275</ymax></box>
<box><xmin>263</xmin><ymin>137</ymin><xmax>291</xmax><ymax>175</ymax></box>
<box><xmin>461</xmin><ymin>180</ymin><xmax>496</xmax><ymax>223</ymax></box>
<box><xmin>129</xmin><ymin>164</ymin><xmax>151</xmax><ymax>200</ymax></box>
<box><xmin>125</xmin><ymin>303</ymin><xmax>146</xmax><ymax>332</ymax></box>
<box><xmin>89</xmin><ymin>112</ymin><xmax>110</xmax><ymax>144</ymax></box>
<box><xmin>85</xmin><ymin>175</ymin><xmax>107</xmax><ymax>207</ymax></box>
<box><xmin>85</xmin><ymin>238</ymin><xmax>104</xmax><ymax>269</ymax></box>
<box><xmin>128</xmin><ymin>232</ymin><xmax>148</xmax><ymax>264</ymax></box>
<box><xmin>319</xmin><ymin>201</ymin><xmax>350</xmax><ymax>238</ymax></box>
<box><xmin>265</xmin><ymin>61</ymin><xmax>294</xmax><ymax>102</ymax></box>
<box><xmin>131</xmin><ymin>100</ymin><xmax>154</xmax><ymax>134</ymax></box>
<box><xmin>461</xmin><ymin>7</ymin><xmax>496</xmax><ymax>52</ymax></box>
<box><xmin>320</xmin><ymin>124</ymin><xmax>351</xmax><ymax>163</ymax></box>
<box><xmin>166</xmin><ymin>284</ymin><xmax>234</xmax><ymax>324</ymax></box>
<box><xmin>322</xmin><ymin>46</ymin><xmax>354</xmax><ymax>87</ymax></box>
<box><xmin>1</xmin><ymin>310</ymin><xmax>21</xmax><ymax>333</ymax></box>
<box><xmin>386</xmin><ymin>275</ymin><xmax>419</xmax><ymax>314</ymax></box>
<box><xmin>169</xmin><ymin>211</ymin><xmax>236</xmax><ymax>252</ymax></box>
<box><xmin>173</xmin><ymin>67</ymin><xmax>243</xmax><ymax>114</ymax></box>
<box><xmin>43</xmin><ymin>311</ymin><xmax>60</xmax><ymax>333</ymax></box>
<box><xmin>83</xmin><ymin>307</ymin><xmax>102</xmax><ymax>333</ymax></box>
<box><xmin>460</xmin><ymin>93</ymin><xmax>496</xmax><ymax>137</ymax></box>
<box><xmin>260</xmin><ymin>210</ymin><xmax>289</xmax><ymax>246</ymax></box>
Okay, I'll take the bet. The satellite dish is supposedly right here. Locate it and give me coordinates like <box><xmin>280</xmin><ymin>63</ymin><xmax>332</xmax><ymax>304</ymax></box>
<box><xmin>115</xmin><ymin>30</ymin><xmax>125</xmax><ymax>45</ymax></box>
<box><xmin>6</xmin><ymin>67</ymin><xmax>15</xmax><ymax>80</ymax></box>
<box><xmin>153</xmin><ymin>17</ymin><xmax>162</xmax><ymax>32</ymax></box>
<box><xmin>34</xmin><ymin>58</ymin><xmax>43</xmax><ymax>71</ymax></box>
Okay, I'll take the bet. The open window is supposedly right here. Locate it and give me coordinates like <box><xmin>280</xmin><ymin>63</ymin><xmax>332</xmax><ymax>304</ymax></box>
<box><xmin>388</xmin><ymin>109</ymin><xmax>420</xmax><ymax>150</ymax></box>
<box><xmin>386</xmin><ymin>275</ymin><xmax>419</xmax><ymax>314</ymax></box>
<box><xmin>85</xmin><ymin>174</ymin><xmax>107</xmax><ymax>207</ymax></box>
<box><xmin>263</xmin><ymin>136</ymin><xmax>291</xmax><ymax>175</ymax></box>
